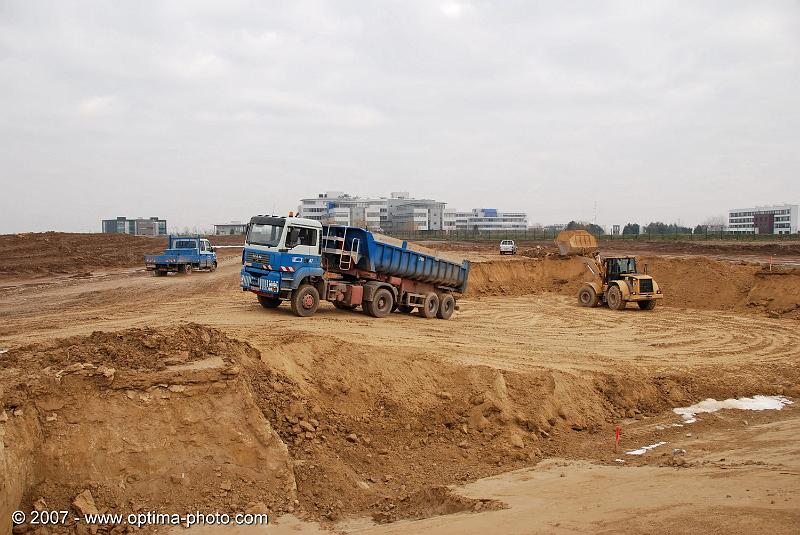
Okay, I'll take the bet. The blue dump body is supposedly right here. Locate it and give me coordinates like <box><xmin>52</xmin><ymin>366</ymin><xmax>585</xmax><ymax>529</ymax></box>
<box><xmin>322</xmin><ymin>225</ymin><xmax>470</xmax><ymax>293</ymax></box>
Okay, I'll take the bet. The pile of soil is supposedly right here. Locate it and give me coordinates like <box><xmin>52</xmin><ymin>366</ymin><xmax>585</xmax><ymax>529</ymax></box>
<box><xmin>0</xmin><ymin>233</ymin><xmax>244</xmax><ymax>280</ymax></box>
<box><xmin>466</xmin><ymin>256</ymin><xmax>800</xmax><ymax>319</ymax></box>
<box><xmin>418</xmin><ymin>239</ymin><xmax>800</xmax><ymax>258</ymax></box>
<box><xmin>4</xmin><ymin>324</ymin><xmax>798</xmax><ymax>532</ymax></box>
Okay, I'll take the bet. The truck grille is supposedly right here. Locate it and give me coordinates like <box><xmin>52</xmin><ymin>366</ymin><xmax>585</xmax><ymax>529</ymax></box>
<box><xmin>639</xmin><ymin>279</ymin><xmax>654</xmax><ymax>293</ymax></box>
<box><xmin>247</xmin><ymin>252</ymin><xmax>272</xmax><ymax>265</ymax></box>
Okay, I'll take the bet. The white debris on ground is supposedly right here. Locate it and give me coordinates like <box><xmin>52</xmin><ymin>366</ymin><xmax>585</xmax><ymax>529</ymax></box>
<box><xmin>614</xmin><ymin>459</ymin><xmax>626</xmax><ymax>463</ymax></box>
<box><xmin>625</xmin><ymin>441</ymin><xmax>668</xmax><ymax>456</ymax></box>
<box><xmin>0</xmin><ymin>349</ymin><xmax>7</xmax><ymax>355</ymax></box>
<box><xmin>673</xmin><ymin>395</ymin><xmax>793</xmax><ymax>424</ymax></box>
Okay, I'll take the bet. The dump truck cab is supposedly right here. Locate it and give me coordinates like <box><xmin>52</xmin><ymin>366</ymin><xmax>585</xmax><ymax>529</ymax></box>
<box><xmin>241</xmin><ymin>215</ymin><xmax>325</xmax><ymax>301</ymax></box>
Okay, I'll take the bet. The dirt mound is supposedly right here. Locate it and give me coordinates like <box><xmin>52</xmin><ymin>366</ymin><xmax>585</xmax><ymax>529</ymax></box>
<box><xmin>2</xmin><ymin>323</ymin><xmax>245</xmax><ymax>372</ymax></box>
<box><xmin>467</xmin><ymin>257</ymin><xmax>587</xmax><ymax>297</ymax></box>
<box><xmin>0</xmin><ymin>232</ymin><xmax>166</xmax><ymax>279</ymax></box>
<box><xmin>0</xmin><ymin>232</ymin><xmax>244</xmax><ymax>280</ymax></box>
<box><xmin>466</xmin><ymin>255</ymin><xmax>800</xmax><ymax>318</ymax></box>
<box><xmin>1</xmin><ymin>325</ymin><xmax>295</xmax><ymax>531</ymax></box>
<box><xmin>3</xmin><ymin>323</ymin><xmax>799</xmax><ymax>531</ymax></box>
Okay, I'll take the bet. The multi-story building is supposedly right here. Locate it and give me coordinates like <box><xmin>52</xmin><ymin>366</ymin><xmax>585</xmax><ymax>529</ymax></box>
<box><xmin>452</xmin><ymin>208</ymin><xmax>528</xmax><ymax>232</ymax></box>
<box><xmin>297</xmin><ymin>191</ymin><xmax>388</xmax><ymax>230</ymax></box>
<box><xmin>727</xmin><ymin>204</ymin><xmax>798</xmax><ymax>235</ymax></box>
<box><xmin>213</xmin><ymin>221</ymin><xmax>247</xmax><ymax>235</ymax></box>
<box><xmin>297</xmin><ymin>192</ymin><xmax>528</xmax><ymax>233</ymax></box>
<box><xmin>101</xmin><ymin>216</ymin><xmax>167</xmax><ymax>236</ymax></box>
<box><xmin>385</xmin><ymin>192</ymin><xmax>452</xmax><ymax>232</ymax></box>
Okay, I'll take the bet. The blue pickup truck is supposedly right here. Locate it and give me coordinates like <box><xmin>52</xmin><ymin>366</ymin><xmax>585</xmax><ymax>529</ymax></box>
<box><xmin>144</xmin><ymin>235</ymin><xmax>217</xmax><ymax>276</ymax></box>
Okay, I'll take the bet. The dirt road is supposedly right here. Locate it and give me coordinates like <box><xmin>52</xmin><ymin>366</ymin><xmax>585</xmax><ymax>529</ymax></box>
<box><xmin>1</xmin><ymin>245</ymin><xmax>799</xmax><ymax>534</ymax></box>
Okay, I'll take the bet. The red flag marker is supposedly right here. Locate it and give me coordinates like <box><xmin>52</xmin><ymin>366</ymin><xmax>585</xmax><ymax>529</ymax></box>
<box><xmin>615</xmin><ymin>426</ymin><xmax>621</xmax><ymax>453</ymax></box>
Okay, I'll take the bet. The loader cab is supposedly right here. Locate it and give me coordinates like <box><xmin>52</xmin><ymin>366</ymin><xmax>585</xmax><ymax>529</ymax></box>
<box><xmin>604</xmin><ymin>257</ymin><xmax>637</xmax><ymax>282</ymax></box>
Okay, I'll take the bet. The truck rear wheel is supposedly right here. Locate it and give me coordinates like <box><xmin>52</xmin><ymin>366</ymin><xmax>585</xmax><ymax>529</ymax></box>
<box><xmin>437</xmin><ymin>294</ymin><xmax>455</xmax><ymax>320</ymax></box>
<box><xmin>257</xmin><ymin>295</ymin><xmax>282</xmax><ymax>309</ymax></box>
<box><xmin>420</xmin><ymin>293</ymin><xmax>439</xmax><ymax>319</ymax></box>
<box><xmin>577</xmin><ymin>285</ymin><xmax>599</xmax><ymax>307</ymax></box>
<box><xmin>366</xmin><ymin>288</ymin><xmax>394</xmax><ymax>318</ymax></box>
<box><xmin>638</xmin><ymin>299</ymin><xmax>657</xmax><ymax>310</ymax></box>
<box><xmin>606</xmin><ymin>285</ymin><xmax>625</xmax><ymax>310</ymax></box>
<box><xmin>291</xmin><ymin>285</ymin><xmax>320</xmax><ymax>317</ymax></box>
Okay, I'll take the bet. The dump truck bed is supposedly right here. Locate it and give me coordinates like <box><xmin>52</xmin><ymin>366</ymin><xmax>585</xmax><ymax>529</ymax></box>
<box><xmin>322</xmin><ymin>226</ymin><xmax>470</xmax><ymax>292</ymax></box>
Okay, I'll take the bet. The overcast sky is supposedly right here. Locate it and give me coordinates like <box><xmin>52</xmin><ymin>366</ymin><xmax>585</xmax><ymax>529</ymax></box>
<box><xmin>1</xmin><ymin>0</ymin><xmax>798</xmax><ymax>233</ymax></box>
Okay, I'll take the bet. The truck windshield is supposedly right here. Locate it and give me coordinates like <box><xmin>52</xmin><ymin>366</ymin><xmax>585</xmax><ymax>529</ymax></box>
<box><xmin>248</xmin><ymin>223</ymin><xmax>284</xmax><ymax>247</ymax></box>
<box><xmin>173</xmin><ymin>240</ymin><xmax>197</xmax><ymax>249</ymax></box>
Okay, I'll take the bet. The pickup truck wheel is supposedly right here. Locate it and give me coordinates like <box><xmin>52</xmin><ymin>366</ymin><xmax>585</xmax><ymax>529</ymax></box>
<box><xmin>577</xmin><ymin>285</ymin><xmax>599</xmax><ymax>307</ymax></box>
<box><xmin>257</xmin><ymin>295</ymin><xmax>282</xmax><ymax>309</ymax></box>
<box><xmin>291</xmin><ymin>285</ymin><xmax>319</xmax><ymax>317</ymax></box>
<box><xmin>638</xmin><ymin>299</ymin><xmax>657</xmax><ymax>310</ymax></box>
<box><xmin>420</xmin><ymin>293</ymin><xmax>439</xmax><ymax>319</ymax></box>
<box><xmin>366</xmin><ymin>288</ymin><xmax>394</xmax><ymax>318</ymax></box>
<box><xmin>210</xmin><ymin>261</ymin><xmax>217</xmax><ymax>272</ymax></box>
<box><xmin>397</xmin><ymin>305</ymin><xmax>414</xmax><ymax>313</ymax></box>
<box><xmin>606</xmin><ymin>285</ymin><xmax>625</xmax><ymax>310</ymax></box>
<box><xmin>436</xmin><ymin>294</ymin><xmax>455</xmax><ymax>320</ymax></box>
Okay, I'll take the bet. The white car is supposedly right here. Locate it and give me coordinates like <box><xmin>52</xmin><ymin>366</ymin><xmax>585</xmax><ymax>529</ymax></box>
<box><xmin>499</xmin><ymin>240</ymin><xmax>517</xmax><ymax>255</ymax></box>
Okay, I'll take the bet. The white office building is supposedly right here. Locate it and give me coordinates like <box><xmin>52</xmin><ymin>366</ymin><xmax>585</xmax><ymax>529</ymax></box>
<box><xmin>298</xmin><ymin>191</ymin><xmax>528</xmax><ymax>233</ymax></box>
<box><xmin>453</xmin><ymin>208</ymin><xmax>529</xmax><ymax>232</ymax></box>
<box><xmin>298</xmin><ymin>191</ymin><xmax>388</xmax><ymax>230</ymax></box>
<box><xmin>727</xmin><ymin>204</ymin><xmax>798</xmax><ymax>235</ymax></box>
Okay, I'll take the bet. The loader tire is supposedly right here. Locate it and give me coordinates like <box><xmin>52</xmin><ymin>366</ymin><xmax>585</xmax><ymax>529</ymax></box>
<box><xmin>365</xmin><ymin>288</ymin><xmax>394</xmax><ymax>318</ymax></box>
<box><xmin>577</xmin><ymin>285</ymin><xmax>599</xmax><ymax>307</ymax></box>
<box><xmin>436</xmin><ymin>293</ymin><xmax>455</xmax><ymax>320</ymax></box>
<box><xmin>420</xmin><ymin>293</ymin><xmax>439</xmax><ymax>319</ymax></box>
<box><xmin>291</xmin><ymin>285</ymin><xmax>320</xmax><ymax>317</ymax></box>
<box><xmin>638</xmin><ymin>299</ymin><xmax>657</xmax><ymax>310</ymax></box>
<box><xmin>606</xmin><ymin>285</ymin><xmax>625</xmax><ymax>310</ymax></box>
<box><xmin>257</xmin><ymin>295</ymin><xmax>282</xmax><ymax>309</ymax></box>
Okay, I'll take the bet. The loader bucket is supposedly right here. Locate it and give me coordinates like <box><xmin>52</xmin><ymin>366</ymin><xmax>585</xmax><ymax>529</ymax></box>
<box><xmin>555</xmin><ymin>230</ymin><xmax>599</xmax><ymax>256</ymax></box>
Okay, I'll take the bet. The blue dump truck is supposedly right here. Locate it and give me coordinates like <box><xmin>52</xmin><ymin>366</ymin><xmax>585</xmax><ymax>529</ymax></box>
<box><xmin>144</xmin><ymin>235</ymin><xmax>217</xmax><ymax>276</ymax></box>
<box><xmin>240</xmin><ymin>215</ymin><xmax>470</xmax><ymax>319</ymax></box>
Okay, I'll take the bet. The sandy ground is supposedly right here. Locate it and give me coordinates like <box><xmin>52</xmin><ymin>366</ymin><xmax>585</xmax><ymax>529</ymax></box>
<box><xmin>1</xmin><ymin>240</ymin><xmax>799</xmax><ymax>534</ymax></box>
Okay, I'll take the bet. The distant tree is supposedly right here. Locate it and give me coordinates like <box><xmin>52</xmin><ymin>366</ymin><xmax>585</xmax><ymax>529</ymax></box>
<box><xmin>693</xmin><ymin>224</ymin><xmax>707</xmax><ymax>234</ymax></box>
<box><xmin>622</xmin><ymin>223</ymin><xmax>640</xmax><ymax>235</ymax></box>
<box><xmin>566</xmin><ymin>220</ymin><xmax>605</xmax><ymax>235</ymax></box>
<box><xmin>643</xmin><ymin>222</ymin><xmax>693</xmax><ymax>235</ymax></box>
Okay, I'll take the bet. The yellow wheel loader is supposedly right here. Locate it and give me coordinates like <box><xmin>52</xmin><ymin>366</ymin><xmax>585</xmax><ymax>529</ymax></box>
<box><xmin>555</xmin><ymin>230</ymin><xmax>663</xmax><ymax>310</ymax></box>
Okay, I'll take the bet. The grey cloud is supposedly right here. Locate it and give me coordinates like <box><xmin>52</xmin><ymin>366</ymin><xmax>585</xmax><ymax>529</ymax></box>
<box><xmin>1</xmin><ymin>0</ymin><xmax>798</xmax><ymax>232</ymax></box>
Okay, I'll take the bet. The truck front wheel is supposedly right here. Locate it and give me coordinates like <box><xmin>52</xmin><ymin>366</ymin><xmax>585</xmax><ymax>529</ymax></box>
<box><xmin>291</xmin><ymin>285</ymin><xmax>320</xmax><ymax>317</ymax></box>
<box><xmin>366</xmin><ymin>288</ymin><xmax>394</xmax><ymax>318</ymax></box>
